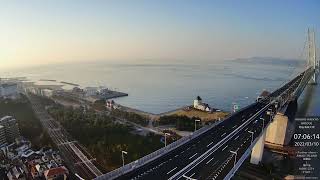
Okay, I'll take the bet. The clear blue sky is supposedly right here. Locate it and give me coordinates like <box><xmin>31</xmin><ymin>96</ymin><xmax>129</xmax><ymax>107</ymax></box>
<box><xmin>0</xmin><ymin>0</ymin><xmax>319</xmax><ymax>69</ymax></box>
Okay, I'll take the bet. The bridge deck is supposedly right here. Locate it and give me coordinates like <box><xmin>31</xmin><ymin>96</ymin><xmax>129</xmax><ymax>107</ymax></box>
<box><xmin>96</xmin><ymin>68</ymin><xmax>311</xmax><ymax>180</ymax></box>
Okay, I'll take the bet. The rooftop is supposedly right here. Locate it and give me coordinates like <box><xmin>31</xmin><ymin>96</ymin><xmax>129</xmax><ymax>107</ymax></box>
<box><xmin>0</xmin><ymin>83</ymin><xmax>17</xmax><ymax>88</ymax></box>
<box><xmin>44</xmin><ymin>166</ymin><xmax>68</xmax><ymax>177</ymax></box>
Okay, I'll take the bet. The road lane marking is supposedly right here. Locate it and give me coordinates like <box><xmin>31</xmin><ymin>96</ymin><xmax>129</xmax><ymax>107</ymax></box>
<box><xmin>212</xmin><ymin>160</ymin><xmax>219</xmax><ymax>166</ymax></box>
<box><xmin>222</xmin><ymin>145</ymin><xmax>228</xmax><ymax>151</ymax></box>
<box><xmin>189</xmin><ymin>153</ymin><xmax>198</xmax><ymax>159</ymax></box>
<box><xmin>206</xmin><ymin>157</ymin><xmax>214</xmax><ymax>164</ymax></box>
<box><xmin>234</xmin><ymin>135</ymin><xmax>239</xmax><ymax>140</ymax></box>
<box><xmin>232</xmin><ymin>125</ymin><xmax>237</xmax><ymax>129</ymax></box>
<box><xmin>221</xmin><ymin>133</ymin><xmax>226</xmax><ymax>137</ymax></box>
<box><xmin>167</xmin><ymin>167</ymin><xmax>178</xmax><ymax>175</ymax></box>
<box><xmin>207</xmin><ymin>141</ymin><xmax>214</xmax><ymax>147</ymax></box>
<box><xmin>168</xmin><ymin>102</ymin><xmax>275</xmax><ymax>180</ymax></box>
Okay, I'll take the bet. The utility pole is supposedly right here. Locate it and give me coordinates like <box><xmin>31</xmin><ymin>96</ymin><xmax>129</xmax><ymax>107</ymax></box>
<box><xmin>121</xmin><ymin>150</ymin><xmax>128</xmax><ymax>167</ymax></box>
<box><xmin>164</xmin><ymin>133</ymin><xmax>170</xmax><ymax>147</ymax></box>
<box><xmin>194</xmin><ymin>119</ymin><xmax>201</xmax><ymax>132</ymax></box>
<box><xmin>248</xmin><ymin>130</ymin><xmax>254</xmax><ymax>144</ymax></box>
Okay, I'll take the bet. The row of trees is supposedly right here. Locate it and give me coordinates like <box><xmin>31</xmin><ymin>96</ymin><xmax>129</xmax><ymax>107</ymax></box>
<box><xmin>48</xmin><ymin>106</ymin><xmax>162</xmax><ymax>171</ymax></box>
<box><xmin>110</xmin><ymin>109</ymin><xmax>149</xmax><ymax>126</ymax></box>
<box><xmin>0</xmin><ymin>95</ymin><xmax>53</xmax><ymax>149</ymax></box>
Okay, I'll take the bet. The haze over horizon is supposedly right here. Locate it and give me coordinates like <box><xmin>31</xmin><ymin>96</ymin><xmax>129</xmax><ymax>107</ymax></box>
<box><xmin>1</xmin><ymin>0</ymin><xmax>319</xmax><ymax>70</ymax></box>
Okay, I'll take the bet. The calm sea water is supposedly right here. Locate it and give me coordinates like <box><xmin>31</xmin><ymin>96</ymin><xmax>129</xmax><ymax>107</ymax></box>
<box><xmin>1</xmin><ymin>59</ymin><xmax>318</xmax><ymax>115</ymax></box>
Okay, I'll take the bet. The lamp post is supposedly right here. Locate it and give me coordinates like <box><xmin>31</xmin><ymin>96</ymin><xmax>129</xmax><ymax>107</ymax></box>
<box><xmin>164</xmin><ymin>133</ymin><xmax>170</xmax><ymax>147</ymax></box>
<box><xmin>260</xmin><ymin>117</ymin><xmax>265</xmax><ymax>130</ymax></box>
<box><xmin>121</xmin><ymin>150</ymin><xmax>128</xmax><ymax>167</ymax></box>
<box><xmin>182</xmin><ymin>175</ymin><xmax>197</xmax><ymax>180</ymax></box>
<box><xmin>248</xmin><ymin>130</ymin><xmax>254</xmax><ymax>144</ymax></box>
<box><xmin>194</xmin><ymin>119</ymin><xmax>201</xmax><ymax>132</ymax></box>
<box><xmin>75</xmin><ymin>173</ymin><xmax>85</xmax><ymax>180</ymax></box>
<box><xmin>230</xmin><ymin>150</ymin><xmax>238</xmax><ymax>167</ymax></box>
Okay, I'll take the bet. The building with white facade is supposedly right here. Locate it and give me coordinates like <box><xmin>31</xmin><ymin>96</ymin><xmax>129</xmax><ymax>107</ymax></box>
<box><xmin>0</xmin><ymin>116</ymin><xmax>20</xmax><ymax>143</ymax></box>
<box><xmin>193</xmin><ymin>96</ymin><xmax>211</xmax><ymax>112</ymax></box>
<box><xmin>84</xmin><ymin>87</ymin><xmax>98</xmax><ymax>96</ymax></box>
<box><xmin>0</xmin><ymin>83</ymin><xmax>18</xmax><ymax>99</ymax></box>
<box><xmin>0</xmin><ymin>125</ymin><xmax>6</xmax><ymax>145</ymax></box>
<box><xmin>41</xmin><ymin>89</ymin><xmax>54</xmax><ymax>98</ymax></box>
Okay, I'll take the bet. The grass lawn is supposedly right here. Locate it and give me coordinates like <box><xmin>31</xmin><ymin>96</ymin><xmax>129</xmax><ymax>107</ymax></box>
<box><xmin>166</xmin><ymin>109</ymin><xmax>229</xmax><ymax>122</ymax></box>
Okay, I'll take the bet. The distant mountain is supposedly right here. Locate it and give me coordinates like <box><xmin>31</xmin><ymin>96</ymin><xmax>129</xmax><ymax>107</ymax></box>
<box><xmin>232</xmin><ymin>57</ymin><xmax>305</xmax><ymax>67</ymax></box>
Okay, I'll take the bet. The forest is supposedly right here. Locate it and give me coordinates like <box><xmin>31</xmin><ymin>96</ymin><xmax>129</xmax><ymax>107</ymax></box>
<box><xmin>48</xmin><ymin>105</ymin><xmax>163</xmax><ymax>171</ymax></box>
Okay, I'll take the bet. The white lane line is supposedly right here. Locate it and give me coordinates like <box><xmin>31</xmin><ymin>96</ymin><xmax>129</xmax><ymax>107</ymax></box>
<box><xmin>168</xmin><ymin>102</ymin><xmax>275</xmax><ymax>180</ymax></box>
<box><xmin>207</xmin><ymin>141</ymin><xmax>214</xmax><ymax>147</ymax></box>
<box><xmin>206</xmin><ymin>157</ymin><xmax>214</xmax><ymax>164</ymax></box>
<box><xmin>167</xmin><ymin>167</ymin><xmax>178</xmax><ymax>175</ymax></box>
<box><xmin>189</xmin><ymin>153</ymin><xmax>198</xmax><ymax>159</ymax></box>
<box><xmin>175</xmin><ymin>154</ymin><xmax>179</xmax><ymax>158</ymax></box>
<box><xmin>181</xmin><ymin>150</ymin><xmax>185</xmax><ymax>154</ymax></box>
<box><xmin>212</xmin><ymin>160</ymin><xmax>219</xmax><ymax>166</ymax></box>
<box><xmin>232</xmin><ymin>125</ymin><xmax>237</xmax><ymax>129</ymax></box>
<box><xmin>242</xmin><ymin>118</ymin><xmax>246</xmax><ymax>122</ymax></box>
<box><xmin>190</xmin><ymin>173</ymin><xmax>195</xmax><ymax>177</ymax></box>
<box><xmin>245</xmin><ymin>127</ymin><xmax>248</xmax><ymax>131</ymax></box>
<box><xmin>221</xmin><ymin>133</ymin><xmax>226</xmax><ymax>137</ymax></box>
<box><xmin>222</xmin><ymin>145</ymin><xmax>228</xmax><ymax>151</ymax></box>
<box><xmin>234</xmin><ymin>135</ymin><xmax>239</xmax><ymax>140</ymax></box>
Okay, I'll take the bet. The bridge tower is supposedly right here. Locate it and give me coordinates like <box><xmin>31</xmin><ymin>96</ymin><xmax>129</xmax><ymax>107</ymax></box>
<box><xmin>308</xmin><ymin>28</ymin><xmax>318</xmax><ymax>84</ymax></box>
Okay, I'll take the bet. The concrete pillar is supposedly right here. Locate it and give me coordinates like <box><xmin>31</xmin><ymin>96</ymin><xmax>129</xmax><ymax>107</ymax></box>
<box><xmin>265</xmin><ymin>113</ymin><xmax>292</xmax><ymax>146</ymax></box>
<box><xmin>250</xmin><ymin>130</ymin><xmax>266</xmax><ymax>165</ymax></box>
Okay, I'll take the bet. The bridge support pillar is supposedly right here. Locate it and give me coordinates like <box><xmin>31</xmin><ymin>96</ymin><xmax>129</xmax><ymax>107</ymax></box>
<box><xmin>250</xmin><ymin>130</ymin><xmax>266</xmax><ymax>165</ymax></box>
<box><xmin>265</xmin><ymin>113</ymin><xmax>293</xmax><ymax>146</ymax></box>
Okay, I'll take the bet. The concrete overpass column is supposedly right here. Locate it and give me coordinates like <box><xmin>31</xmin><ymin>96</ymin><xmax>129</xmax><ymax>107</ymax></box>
<box><xmin>265</xmin><ymin>113</ymin><xmax>292</xmax><ymax>146</ymax></box>
<box><xmin>250</xmin><ymin>130</ymin><xmax>266</xmax><ymax>165</ymax></box>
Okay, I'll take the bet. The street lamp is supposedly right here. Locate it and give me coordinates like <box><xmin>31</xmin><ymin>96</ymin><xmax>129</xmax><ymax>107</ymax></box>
<box><xmin>266</xmin><ymin>109</ymin><xmax>273</xmax><ymax>123</ymax></box>
<box><xmin>121</xmin><ymin>150</ymin><xmax>128</xmax><ymax>167</ymax></box>
<box><xmin>182</xmin><ymin>175</ymin><xmax>197</xmax><ymax>180</ymax></box>
<box><xmin>75</xmin><ymin>173</ymin><xmax>85</xmax><ymax>180</ymax></box>
<box><xmin>194</xmin><ymin>119</ymin><xmax>201</xmax><ymax>132</ymax></box>
<box><xmin>164</xmin><ymin>133</ymin><xmax>170</xmax><ymax>147</ymax></box>
<box><xmin>248</xmin><ymin>130</ymin><xmax>254</xmax><ymax>144</ymax></box>
<box><xmin>259</xmin><ymin>117</ymin><xmax>265</xmax><ymax>129</ymax></box>
<box><xmin>230</xmin><ymin>150</ymin><xmax>238</xmax><ymax>167</ymax></box>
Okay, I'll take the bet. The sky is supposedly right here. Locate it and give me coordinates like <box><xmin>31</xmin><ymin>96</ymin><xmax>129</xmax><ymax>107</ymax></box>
<box><xmin>0</xmin><ymin>0</ymin><xmax>319</xmax><ymax>70</ymax></box>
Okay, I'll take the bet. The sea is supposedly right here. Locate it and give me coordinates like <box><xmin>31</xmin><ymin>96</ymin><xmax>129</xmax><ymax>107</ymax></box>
<box><xmin>0</xmin><ymin>57</ymin><xmax>318</xmax><ymax>115</ymax></box>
